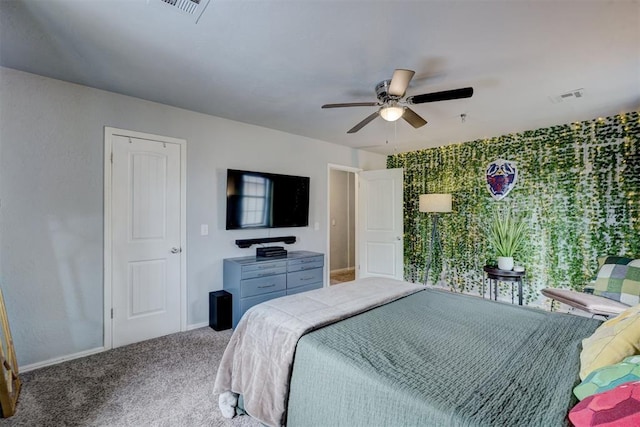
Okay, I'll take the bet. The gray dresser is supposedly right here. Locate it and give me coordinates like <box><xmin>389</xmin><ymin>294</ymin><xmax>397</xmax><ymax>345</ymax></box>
<box><xmin>223</xmin><ymin>250</ymin><xmax>324</xmax><ymax>328</ymax></box>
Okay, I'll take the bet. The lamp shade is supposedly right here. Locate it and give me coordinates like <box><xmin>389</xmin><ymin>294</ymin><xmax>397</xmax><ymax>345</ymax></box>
<box><xmin>419</xmin><ymin>193</ymin><xmax>452</xmax><ymax>213</ymax></box>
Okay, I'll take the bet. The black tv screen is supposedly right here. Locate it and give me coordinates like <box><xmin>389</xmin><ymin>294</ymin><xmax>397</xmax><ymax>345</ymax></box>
<box><xmin>226</xmin><ymin>169</ymin><xmax>310</xmax><ymax>230</ymax></box>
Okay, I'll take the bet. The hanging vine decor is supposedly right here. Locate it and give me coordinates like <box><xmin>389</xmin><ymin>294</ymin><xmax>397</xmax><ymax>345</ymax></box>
<box><xmin>387</xmin><ymin>111</ymin><xmax>640</xmax><ymax>304</ymax></box>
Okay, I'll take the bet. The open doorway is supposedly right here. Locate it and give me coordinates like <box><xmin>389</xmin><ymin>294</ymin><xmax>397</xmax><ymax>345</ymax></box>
<box><xmin>327</xmin><ymin>165</ymin><xmax>359</xmax><ymax>285</ymax></box>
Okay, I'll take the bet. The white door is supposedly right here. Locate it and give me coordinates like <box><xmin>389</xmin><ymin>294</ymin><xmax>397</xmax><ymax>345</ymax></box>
<box><xmin>110</xmin><ymin>133</ymin><xmax>183</xmax><ymax>348</ymax></box>
<box><xmin>357</xmin><ymin>168</ymin><xmax>404</xmax><ymax>280</ymax></box>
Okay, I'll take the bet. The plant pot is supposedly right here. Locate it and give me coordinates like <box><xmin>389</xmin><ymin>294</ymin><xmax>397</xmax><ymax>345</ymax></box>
<box><xmin>497</xmin><ymin>256</ymin><xmax>514</xmax><ymax>271</ymax></box>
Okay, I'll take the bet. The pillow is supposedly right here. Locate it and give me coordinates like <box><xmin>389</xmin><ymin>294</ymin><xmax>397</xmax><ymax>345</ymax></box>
<box><xmin>597</xmin><ymin>256</ymin><xmax>637</xmax><ymax>268</ymax></box>
<box><xmin>574</xmin><ymin>355</ymin><xmax>640</xmax><ymax>400</ymax></box>
<box><xmin>569</xmin><ymin>381</ymin><xmax>640</xmax><ymax>426</ymax></box>
<box><xmin>591</xmin><ymin>256</ymin><xmax>640</xmax><ymax>306</ymax></box>
<box><xmin>580</xmin><ymin>304</ymin><xmax>640</xmax><ymax>379</ymax></box>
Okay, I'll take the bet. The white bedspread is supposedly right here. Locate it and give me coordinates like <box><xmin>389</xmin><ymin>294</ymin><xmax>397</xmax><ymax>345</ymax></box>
<box><xmin>213</xmin><ymin>277</ymin><xmax>423</xmax><ymax>427</ymax></box>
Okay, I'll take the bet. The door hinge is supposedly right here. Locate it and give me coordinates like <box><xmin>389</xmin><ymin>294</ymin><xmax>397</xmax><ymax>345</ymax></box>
<box><xmin>111</xmin><ymin>308</ymin><xmax>113</xmax><ymax>319</ymax></box>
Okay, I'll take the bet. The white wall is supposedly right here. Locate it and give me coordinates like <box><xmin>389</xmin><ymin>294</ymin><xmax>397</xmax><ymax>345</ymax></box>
<box><xmin>329</xmin><ymin>170</ymin><xmax>355</xmax><ymax>271</ymax></box>
<box><xmin>0</xmin><ymin>67</ymin><xmax>386</xmax><ymax>367</ymax></box>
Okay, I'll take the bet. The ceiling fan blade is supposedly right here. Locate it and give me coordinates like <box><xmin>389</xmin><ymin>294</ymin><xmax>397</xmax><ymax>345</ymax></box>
<box><xmin>407</xmin><ymin>87</ymin><xmax>474</xmax><ymax>104</ymax></box>
<box><xmin>388</xmin><ymin>69</ymin><xmax>415</xmax><ymax>97</ymax></box>
<box><xmin>347</xmin><ymin>111</ymin><xmax>379</xmax><ymax>134</ymax></box>
<box><xmin>402</xmin><ymin>107</ymin><xmax>427</xmax><ymax>128</ymax></box>
<box><xmin>322</xmin><ymin>102</ymin><xmax>379</xmax><ymax>109</ymax></box>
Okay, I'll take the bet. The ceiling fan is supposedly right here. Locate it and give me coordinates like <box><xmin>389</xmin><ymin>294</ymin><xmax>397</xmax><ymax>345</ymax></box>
<box><xmin>322</xmin><ymin>69</ymin><xmax>473</xmax><ymax>134</ymax></box>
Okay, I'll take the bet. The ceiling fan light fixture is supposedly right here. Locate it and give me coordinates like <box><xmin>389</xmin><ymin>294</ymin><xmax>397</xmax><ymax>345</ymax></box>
<box><xmin>321</xmin><ymin>68</ymin><xmax>473</xmax><ymax>133</ymax></box>
<box><xmin>380</xmin><ymin>105</ymin><xmax>404</xmax><ymax>122</ymax></box>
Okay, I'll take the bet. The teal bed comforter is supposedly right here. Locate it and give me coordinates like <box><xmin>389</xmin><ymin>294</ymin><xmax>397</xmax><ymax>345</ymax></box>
<box><xmin>287</xmin><ymin>289</ymin><xmax>600</xmax><ymax>426</ymax></box>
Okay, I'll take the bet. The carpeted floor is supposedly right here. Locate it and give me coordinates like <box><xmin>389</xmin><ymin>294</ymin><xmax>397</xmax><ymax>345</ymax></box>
<box><xmin>1</xmin><ymin>328</ymin><xmax>261</xmax><ymax>426</ymax></box>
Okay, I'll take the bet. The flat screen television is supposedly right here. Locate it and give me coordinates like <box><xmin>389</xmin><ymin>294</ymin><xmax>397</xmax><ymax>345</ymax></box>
<box><xmin>226</xmin><ymin>169</ymin><xmax>310</xmax><ymax>230</ymax></box>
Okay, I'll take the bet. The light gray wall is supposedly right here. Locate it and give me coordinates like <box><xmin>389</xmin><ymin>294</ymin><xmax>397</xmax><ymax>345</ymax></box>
<box><xmin>0</xmin><ymin>67</ymin><xmax>386</xmax><ymax>367</ymax></box>
<box><xmin>329</xmin><ymin>170</ymin><xmax>355</xmax><ymax>271</ymax></box>
<box><xmin>330</xmin><ymin>170</ymin><xmax>348</xmax><ymax>270</ymax></box>
<box><xmin>348</xmin><ymin>172</ymin><xmax>355</xmax><ymax>268</ymax></box>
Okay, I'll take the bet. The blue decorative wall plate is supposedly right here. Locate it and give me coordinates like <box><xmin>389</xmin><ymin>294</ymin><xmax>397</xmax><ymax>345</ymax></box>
<box><xmin>486</xmin><ymin>159</ymin><xmax>518</xmax><ymax>200</ymax></box>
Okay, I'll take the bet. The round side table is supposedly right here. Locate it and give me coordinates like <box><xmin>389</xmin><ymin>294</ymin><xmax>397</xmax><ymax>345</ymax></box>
<box><xmin>483</xmin><ymin>265</ymin><xmax>525</xmax><ymax>305</ymax></box>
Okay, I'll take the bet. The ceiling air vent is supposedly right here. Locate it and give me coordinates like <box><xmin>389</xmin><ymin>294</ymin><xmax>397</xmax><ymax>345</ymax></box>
<box><xmin>549</xmin><ymin>88</ymin><xmax>585</xmax><ymax>104</ymax></box>
<box><xmin>148</xmin><ymin>0</ymin><xmax>211</xmax><ymax>23</ymax></box>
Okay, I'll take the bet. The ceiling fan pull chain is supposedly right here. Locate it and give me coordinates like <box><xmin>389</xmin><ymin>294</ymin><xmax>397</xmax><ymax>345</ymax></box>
<box><xmin>392</xmin><ymin>120</ymin><xmax>400</xmax><ymax>152</ymax></box>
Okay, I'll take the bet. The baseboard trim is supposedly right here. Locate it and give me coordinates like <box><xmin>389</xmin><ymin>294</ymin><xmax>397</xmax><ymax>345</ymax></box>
<box><xmin>330</xmin><ymin>267</ymin><xmax>355</xmax><ymax>274</ymax></box>
<box><xmin>21</xmin><ymin>324</ymin><xmax>209</xmax><ymax>372</ymax></box>
<box><xmin>21</xmin><ymin>346</ymin><xmax>105</xmax><ymax>373</ymax></box>
<box><xmin>187</xmin><ymin>321</ymin><xmax>209</xmax><ymax>331</ymax></box>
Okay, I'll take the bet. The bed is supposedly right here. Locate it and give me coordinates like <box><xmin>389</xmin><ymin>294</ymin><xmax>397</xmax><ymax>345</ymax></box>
<box><xmin>214</xmin><ymin>277</ymin><xmax>601</xmax><ymax>427</ymax></box>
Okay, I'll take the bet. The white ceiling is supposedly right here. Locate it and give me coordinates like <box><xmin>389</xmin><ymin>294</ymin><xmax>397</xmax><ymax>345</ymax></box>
<box><xmin>1</xmin><ymin>0</ymin><xmax>639</xmax><ymax>155</ymax></box>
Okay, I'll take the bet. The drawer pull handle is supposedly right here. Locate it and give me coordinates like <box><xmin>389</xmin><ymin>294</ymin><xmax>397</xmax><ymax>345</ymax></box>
<box><xmin>300</xmin><ymin>277</ymin><xmax>314</xmax><ymax>281</ymax></box>
<box><xmin>258</xmin><ymin>271</ymin><xmax>283</xmax><ymax>276</ymax></box>
<box><xmin>256</xmin><ymin>264</ymin><xmax>281</xmax><ymax>269</ymax></box>
<box><xmin>258</xmin><ymin>284</ymin><xmax>276</xmax><ymax>289</ymax></box>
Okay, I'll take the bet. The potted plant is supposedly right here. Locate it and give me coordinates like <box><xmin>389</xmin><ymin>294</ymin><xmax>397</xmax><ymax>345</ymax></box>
<box><xmin>487</xmin><ymin>208</ymin><xmax>526</xmax><ymax>271</ymax></box>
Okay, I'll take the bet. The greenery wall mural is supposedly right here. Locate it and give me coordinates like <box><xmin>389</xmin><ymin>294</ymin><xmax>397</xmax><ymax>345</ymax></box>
<box><xmin>387</xmin><ymin>111</ymin><xmax>640</xmax><ymax>304</ymax></box>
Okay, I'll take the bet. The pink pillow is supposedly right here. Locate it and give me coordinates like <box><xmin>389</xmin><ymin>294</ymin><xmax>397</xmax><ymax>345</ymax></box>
<box><xmin>569</xmin><ymin>380</ymin><xmax>640</xmax><ymax>426</ymax></box>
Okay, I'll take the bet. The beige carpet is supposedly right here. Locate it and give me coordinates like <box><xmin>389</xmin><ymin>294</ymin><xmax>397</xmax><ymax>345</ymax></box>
<box><xmin>2</xmin><ymin>328</ymin><xmax>261</xmax><ymax>427</ymax></box>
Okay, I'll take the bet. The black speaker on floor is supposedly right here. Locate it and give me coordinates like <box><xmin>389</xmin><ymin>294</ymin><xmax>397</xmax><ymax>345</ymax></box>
<box><xmin>209</xmin><ymin>290</ymin><xmax>232</xmax><ymax>331</ymax></box>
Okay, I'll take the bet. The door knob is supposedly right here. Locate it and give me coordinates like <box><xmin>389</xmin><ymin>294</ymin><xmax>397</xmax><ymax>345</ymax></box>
<box><xmin>171</xmin><ymin>247</ymin><xmax>182</xmax><ymax>254</ymax></box>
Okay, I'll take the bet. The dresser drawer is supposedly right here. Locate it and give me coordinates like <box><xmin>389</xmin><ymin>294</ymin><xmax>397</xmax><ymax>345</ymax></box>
<box><xmin>288</xmin><ymin>256</ymin><xmax>324</xmax><ymax>272</ymax></box>
<box><xmin>224</xmin><ymin>251</ymin><xmax>324</xmax><ymax>328</ymax></box>
<box><xmin>286</xmin><ymin>281</ymin><xmax>322</xmax><ymax>296</ymax></box>
<box><xmin>242</xmin><ymin>264</ymin><xmax>287</xmax><ymax>280</ymax></box>
<box><xmin>241</xmin><ymin>274</ymin><xmax>286</xmax><ymax>298</ymax></box>
<box><xmin>240</xmin><ymin>290</ymin><xmax>286</xmax><ymax>317</ymax></box>
<box><xmin>242</xmin><ymin>260</ymin><xmax>287</xmax><ymax>272</ymax></box>
<box><xmin>287</xmin><ymin>268</ymin><xmax>323</xmax><ymax>289</ymax></box>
